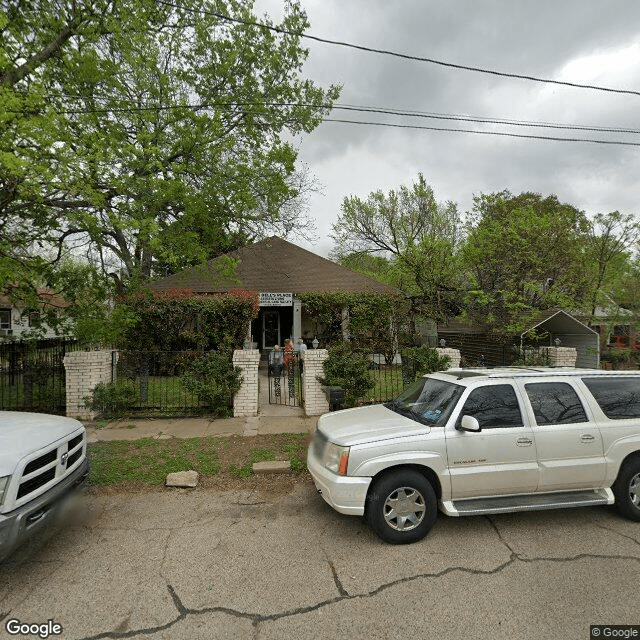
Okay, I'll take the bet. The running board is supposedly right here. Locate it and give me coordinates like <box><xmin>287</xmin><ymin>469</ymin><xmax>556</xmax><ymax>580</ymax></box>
<box><xmin>441</xmin><ymin>488</ymin><xmax>614</xmax><ymax>517</ymax></box>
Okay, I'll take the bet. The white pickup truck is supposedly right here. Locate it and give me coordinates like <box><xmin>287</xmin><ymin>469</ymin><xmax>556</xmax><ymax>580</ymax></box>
<box><xmin>308</xmin><ymin>368</ymin><xmax>640</xmax><ymax>544</ymax></box>
<box><xmin>0</xmin><ymin>412</ymin><xmax>89</xmax><ymax>561</ymax></box>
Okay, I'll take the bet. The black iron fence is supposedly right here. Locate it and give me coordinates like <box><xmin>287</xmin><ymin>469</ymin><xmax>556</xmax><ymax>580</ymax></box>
<box><xmin>91</xmin><ymin>350</ymin><xmax>236</xmax><ymax>417</ymax></box>
<box><xmin>0</xmin><ymin>338</ymin><xmax>80</xmax><ymax>414</ymax></box>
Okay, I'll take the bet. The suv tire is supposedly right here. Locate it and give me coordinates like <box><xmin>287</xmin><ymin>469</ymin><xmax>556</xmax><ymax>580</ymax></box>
<box><xmin>366</xmin><ymin>469</ymin><xmax>437</xmax><ymax>544</ymax></box>
<box><xmin>612</xmin><ymin>458</ymin><xmax>640</xmax><ymax>522</ymax></box>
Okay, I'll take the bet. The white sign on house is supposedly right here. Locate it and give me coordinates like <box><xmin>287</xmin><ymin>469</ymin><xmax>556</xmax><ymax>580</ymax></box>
<box><xmin>259</xmin><ymin>292</ymin><xmax>293</xmax><ymax>307</ymax></box>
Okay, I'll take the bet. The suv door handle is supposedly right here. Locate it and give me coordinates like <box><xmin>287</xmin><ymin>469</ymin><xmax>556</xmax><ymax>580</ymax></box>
<box><xmin>516</xmin><ymin>437</ymin><xmax>533</xmax><ymax>446</ymax></box>
<box><xmin>580</xmin><ymin>434</ymin><xmax>596</xmax><ymax>442</ymax></box>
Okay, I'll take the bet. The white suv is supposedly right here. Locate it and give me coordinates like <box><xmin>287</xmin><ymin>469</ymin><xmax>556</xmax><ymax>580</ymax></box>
<box><xmin>308</xmin><ymin>368</ymin><xmax>640</xmax><ymax>544</ymax></box>
<box><xmin>0</xmin><ymin>412</ymin><xmax>89</xmax><ymax>561</ymax></box>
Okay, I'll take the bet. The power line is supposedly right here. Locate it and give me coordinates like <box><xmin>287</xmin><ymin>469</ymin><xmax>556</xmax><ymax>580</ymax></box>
<box><xmin>156</xmin><ymin>0</ymin><xmax>640</xmax><ymax>98</ymax></box>
<box><xmin>322</xmin><ymin>118</ymin><xmax>640</xmax><ymax>147</ymax></box>
<box><xmin>51</xmin><ymin>98</ymin><xmax>640</xmax><ymax>135</ymax></box>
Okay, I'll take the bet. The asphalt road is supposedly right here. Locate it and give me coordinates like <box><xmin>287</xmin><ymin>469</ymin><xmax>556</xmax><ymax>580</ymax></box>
<box><xmin>1</xmin><ymin>479</ymin><xmax>639</xmax><ymax>640</ymax></box>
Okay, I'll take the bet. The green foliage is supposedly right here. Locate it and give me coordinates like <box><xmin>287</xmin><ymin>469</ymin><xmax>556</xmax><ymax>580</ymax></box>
<box><xmin>299</xmin><ymin>291</ymin><xmax>413</xmax><ymax>355</ymax></box>
<box><xmin>331</xmin><ymin>174</ymin><xmax>463</xmax><ymax>322</ymax></box>
<box><xmin>461</xmin><ymin>191</ymin><xmax>592</xmax><ymax>334</ymax></box>
<box><xmin>318</xmin><ymin>341</ymin><xmax>375</xmax><ymax>408</ymax></box>
<box><xmin>86</xmin><ymin>381</ymin><xmax>140</xmax><ymax>416</ymax></box>
<box><xmin>118</xmin><ymin>289</ymin><xmax>259</xmax><ymax>352</ymax></box>
<box><xmin>402</xmin><ymin>346</ymin><xmax>451</xmax><ymax>381</ymax></box>
<box><xmin>1</xmin><ymin>0</ymin><xmax>339</xmax><ymax>292</ymax></box>
<box><xmin>179</xmin><ymin>351</ymin><xmax>242</xmax><ymax>415</ymax></box>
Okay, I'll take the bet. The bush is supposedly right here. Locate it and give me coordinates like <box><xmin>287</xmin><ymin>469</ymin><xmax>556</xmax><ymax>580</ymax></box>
<box><xmin>402</xmin><ymin>345</ymin><xmax>451</xmax><ymax>383</ymax></box>
<box><xmin>179</xmin><ymin>351</ymin><xmax>243</xmax><ymax>416</ymax></box>
<box><xmin>317</xmin><ymin>341</ymin><xmax>374</xmax><ymax>407</ymax></box>
<box><xmin>86</xmin><ymin>381</ymin><xmax>140</xmax><ymax>416</ymax></box>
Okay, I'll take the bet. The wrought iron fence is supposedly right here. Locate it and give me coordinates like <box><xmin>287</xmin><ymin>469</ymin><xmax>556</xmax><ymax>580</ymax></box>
<box><xmin>94</xmin><ymin>350</ymin><xmax>235</xmax><ymax>417</ymax></box>
<box><xmin>0</xmin><ymin>338</ymin><xmax>80</xmax><ymax>414</ymax></box>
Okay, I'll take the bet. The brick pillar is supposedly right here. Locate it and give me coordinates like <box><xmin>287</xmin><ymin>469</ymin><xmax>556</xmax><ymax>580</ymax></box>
<box><xmin>539</xmin><ymin>346</ymin><xmax>577</xmax><ymax>367</ymax></box>
<box><xmin>64</xmin><ymin>350</ymin><xmax>114</xmax><ymax>420</ymax></box>
<box><xmin>232</xmin><ymin>349</ymin><xmax>260</xmax><ymax>417</ymax></box>
<box><xmin>436</xmin><ymin>347</ymin><xmax>461</xmax><ymax>368</ymax></box>
<box><xmin>302</xmin><ymin>348</ymin><xmax>329</xmax><ymax>416</ymax></box>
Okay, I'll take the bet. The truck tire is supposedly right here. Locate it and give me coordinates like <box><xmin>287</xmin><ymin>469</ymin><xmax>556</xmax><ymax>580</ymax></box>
<box><xmin>366</xmin><ymin>469</ymin><xmax>437</xmax><ymax>544</ymax></box>
<box><xmin>613</xmin><ymin>457</ymin><xmax>640</xmax><ymax>522</ymax></box>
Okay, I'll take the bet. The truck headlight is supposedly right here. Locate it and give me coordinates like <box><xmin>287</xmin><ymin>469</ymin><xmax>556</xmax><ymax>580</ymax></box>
<box><xmin>0</xmin><ymin>476</ymin><xmax>10</xmax><ymax>506</ymax></box>
<box><xmin>323</xmin><ymin>443</ymin><xmax>350</xmax><ymax>476</ymax></box>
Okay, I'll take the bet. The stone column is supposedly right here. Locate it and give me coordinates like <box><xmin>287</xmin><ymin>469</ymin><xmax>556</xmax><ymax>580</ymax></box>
<box><xmin>302</xmin><ymin>348</ymin><xmax>329</xmax><ymax>416</ymax></box>
<box><xmin>539</xmin><ymin>346</ymin><xmax>577</xmax><ymax>367</ymax></box>
<box><xmin>64</xmin><ymin>350</ymin><xmax>114</xmax><ymax>421</ymax></box>
<box><xmin>436</xmin><ymin>347</ymin><xmax>461</xmax><ymax>368</ymax></box>
<box><xmin>232</xmin><ymin>349</ymin><xmax>261</xmax><ymax>417</ymax></box>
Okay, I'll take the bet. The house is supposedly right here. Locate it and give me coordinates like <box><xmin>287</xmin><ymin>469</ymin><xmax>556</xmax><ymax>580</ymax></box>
<box><xmin>438</xmin><ymin>309</ymin><xmax>600</xmax><ymax>368</ymax></box>
<box><xmin>0</xmin><ymin>290</ymin><xmax>69</xmax><ymax>339</ymax></box>
<box><xmin>149</xmin><ymin>236</ymin><xmax>399</xmax><ymax>350</ymax></box>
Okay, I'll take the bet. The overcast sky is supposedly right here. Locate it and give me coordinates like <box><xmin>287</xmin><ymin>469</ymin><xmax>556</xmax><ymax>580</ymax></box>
<box><xmin>256</xmin><ymin>0</ymin><xmax>640</xmax><ymax>257</ymax></box>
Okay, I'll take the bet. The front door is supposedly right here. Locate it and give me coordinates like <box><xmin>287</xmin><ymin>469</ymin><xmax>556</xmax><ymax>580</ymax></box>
<box><xmin>446</xmin><ymin>383</ymin><xmax>539</xmax><ymax>499</ymax></box>
<box><xmin>263</xmin><ymin>310</ymin><xmax>280</xmax><ymax>349</ymax></box>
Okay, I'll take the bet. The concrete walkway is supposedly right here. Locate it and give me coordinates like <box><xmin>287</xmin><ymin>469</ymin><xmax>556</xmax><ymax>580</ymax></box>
<box><xmin>85</xmin><ymin>367</ymin><xmax>316</xmax><ymax>443</ymax></box>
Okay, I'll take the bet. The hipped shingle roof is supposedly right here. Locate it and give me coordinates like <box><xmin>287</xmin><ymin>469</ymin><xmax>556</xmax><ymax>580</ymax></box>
<box><xmin>150</xmin><ymin>236</ymin><xmax>398</xmax><ymax>295</ymax></box>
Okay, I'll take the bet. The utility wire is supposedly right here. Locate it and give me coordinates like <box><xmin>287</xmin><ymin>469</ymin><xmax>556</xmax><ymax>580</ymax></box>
<box><xmin>156</xmin><ymin>0</ymin><xmax>640</xmax><ymax>98</ymax></box>
<box><xmin>321</xmin><ymin>118</ymin><xmax>640</xmax><ymax>147</ymax></box>
<box><xmin>51</xmin><ymin>99</ymin><xmax>640</xmax><ymax>135</ymax></box>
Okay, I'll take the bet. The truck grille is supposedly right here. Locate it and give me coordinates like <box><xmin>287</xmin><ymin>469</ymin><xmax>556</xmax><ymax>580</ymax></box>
<box><xmin>13</xmin><ymin>429</ymin><xmax>86</xmax><ymax>507</ymax></box>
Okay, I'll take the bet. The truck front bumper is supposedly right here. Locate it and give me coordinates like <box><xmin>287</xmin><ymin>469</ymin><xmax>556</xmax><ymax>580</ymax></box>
<box><xmin>307</xmin><ymin>447</ymin><xmax>371</xmax><ymax>516</ymax></box>
<box><xmin>0</xmin><ymin>457</ymin><xmax>90</xmax><ymax>562</ymax></box>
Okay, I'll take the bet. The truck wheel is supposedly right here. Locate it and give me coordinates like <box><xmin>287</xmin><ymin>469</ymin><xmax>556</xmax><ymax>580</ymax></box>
<box><xmin>613</xmin><ymin>458</ymin><xmax>640</xmax><ymax>522</ymax></box>
<box><xmin>366</xmin><ymin>470</ymin><xmax>437</xmax><ymax>544</ymax></box>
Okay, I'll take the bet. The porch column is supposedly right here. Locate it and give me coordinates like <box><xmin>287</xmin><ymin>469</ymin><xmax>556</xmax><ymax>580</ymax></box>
<box><xmin>293</xmin><ymin>297</ymin><xmax>302</xmax><ymax>341</ymax></box>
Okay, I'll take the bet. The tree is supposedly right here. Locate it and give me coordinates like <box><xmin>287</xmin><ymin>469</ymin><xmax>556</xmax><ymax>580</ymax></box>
<box><xmin>0</xmin><ymin>0</ymin><xmax>339</xmax><ymax>294</ymax></box>
<box><xmin>584</xmin><ymin>211</ymin><xmax>640</xmax><ymax>320</ymax></box>
<box><xmin>461</xmin><ymin>191</ymin><xmax>591</xmax><ymax>333</ymax></box>
<box><xmin>331</xmin><ymin>174</ymin><xmax>462</xmax><ymax>322</ymax></box>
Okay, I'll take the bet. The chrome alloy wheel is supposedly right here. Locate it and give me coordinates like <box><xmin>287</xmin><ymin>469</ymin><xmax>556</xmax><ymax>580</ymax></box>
<box><xmin>383</xmin><ymin>486</ymin><xmax>426</xmax><ymax>531</ymax></box>
<box><xmin>630</xmin><ymin>472</ymin><xmax>640</xmax><ymax>509</ymax></box>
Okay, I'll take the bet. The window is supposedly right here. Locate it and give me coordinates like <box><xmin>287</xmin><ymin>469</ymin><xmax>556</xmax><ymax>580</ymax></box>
<box><xmin>582</xmin><ymin>378</ymin><xmax>640</xmax><ymax>419</ymax></box>
<box><xmin>0</xmin><ymin>309</ymin><xmax>10</xmax><ymax>330</ymax></box>
<box><xmin>525</xmin><ymin>382</ymin><xmax>587</xmax><ymax>425</ymax></box>
<box><xmin>386</xmin><ymin>377</ymin><xmax>464</xmax><ymax>427</ymax></box>
<box><xmin>456</xmin><ymin>384</ymin><xmax>523</xmax><ymax>430</ymax></box>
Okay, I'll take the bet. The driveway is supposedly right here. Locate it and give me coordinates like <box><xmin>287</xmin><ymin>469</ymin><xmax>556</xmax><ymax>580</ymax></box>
<box><xmin>1</xmin><ymin>479</ymin><xmax>639</xmax><ymax>640</ymax></box>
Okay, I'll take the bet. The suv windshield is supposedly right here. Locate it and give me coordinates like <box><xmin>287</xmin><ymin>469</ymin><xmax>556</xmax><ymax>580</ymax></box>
<box><xmin>385</xmin><ymin>377</ymin><xmax>464</xmax><ymax>426</ymax></box>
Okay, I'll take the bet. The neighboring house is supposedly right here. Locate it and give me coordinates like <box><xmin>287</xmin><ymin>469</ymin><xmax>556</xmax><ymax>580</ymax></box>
<box><xmin>0</xmin><ymin>290</ymin><xmax>69</xmax><ymax>339</ymax></box>
<box><xmin>150</xmin><ymin>236</ymin><xmax>399</xmax><ymax>350</ymax></box>
<box><xmin>438</xmin><ymin>309</ymin><xmax>600</xmax><ymax>368</ymax></box>
<box><xmin>583</xmin><ymin>304</ymin><xmax>638</xmax><ymax>350</ymax></box>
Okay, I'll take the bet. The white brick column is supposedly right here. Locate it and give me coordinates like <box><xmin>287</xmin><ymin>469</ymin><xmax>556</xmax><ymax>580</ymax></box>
<box><xmin>302</xmin><ymin>348</ymin><xmax>329</xmax><ymax>416</ymax></box>
<box><xmin>436</xmin><ymin>347</ymin><xmax>461</xmax><ymax>368</ymax></box>
<box><xmin>539</xmin><ymin>346</ymin><xmax>577</xmax><ymax>367</ymax></box>
<box><xmin>64</xmin><ymin>350</ymin><xmax>114</xmax><ymax>420</ymax></box>
<box><xmin>232</xmin><ymin>349</ymin><xmax>260</xmax><ymax>417</ymax></box>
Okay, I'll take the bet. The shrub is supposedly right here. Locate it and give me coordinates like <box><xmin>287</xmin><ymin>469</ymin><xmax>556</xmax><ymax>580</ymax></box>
<box><xmin>179</xmin><ymin>351</ymin><xmax>243</xmax><ymax>416</ymax></box>
<box><xmin>402</xmin><ymin>345</ymin><xmax>451</xmax><ymax>382</ymax></box>
<box><xmin>317</xmin><ymin>341</ymin><xmax>374</xmax><ymax>407</ymax></box>
<box><xmin>86</xmin><ymin>381</ymin><xmax>140</xmax><ymax>416</ymax></box>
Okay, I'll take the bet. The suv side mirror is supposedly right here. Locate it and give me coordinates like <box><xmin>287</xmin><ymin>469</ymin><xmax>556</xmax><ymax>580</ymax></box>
<box><xmin>460</xmin><ymin>415</ymin><xmax>481</xmax><ymax>432</ymax></box>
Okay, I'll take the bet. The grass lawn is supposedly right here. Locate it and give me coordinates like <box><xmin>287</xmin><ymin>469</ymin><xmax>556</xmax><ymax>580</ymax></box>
<box><xmin>87</xmin><ymin>432</ymin><xmax>310</xmax><ymax>486</ymax></box>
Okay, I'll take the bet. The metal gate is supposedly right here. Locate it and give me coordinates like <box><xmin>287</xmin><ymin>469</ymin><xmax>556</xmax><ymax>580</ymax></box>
<box><xmin>268</xmin><ymin>353</ymin><xmax>302</xmax><ymax>406</ymax></box>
